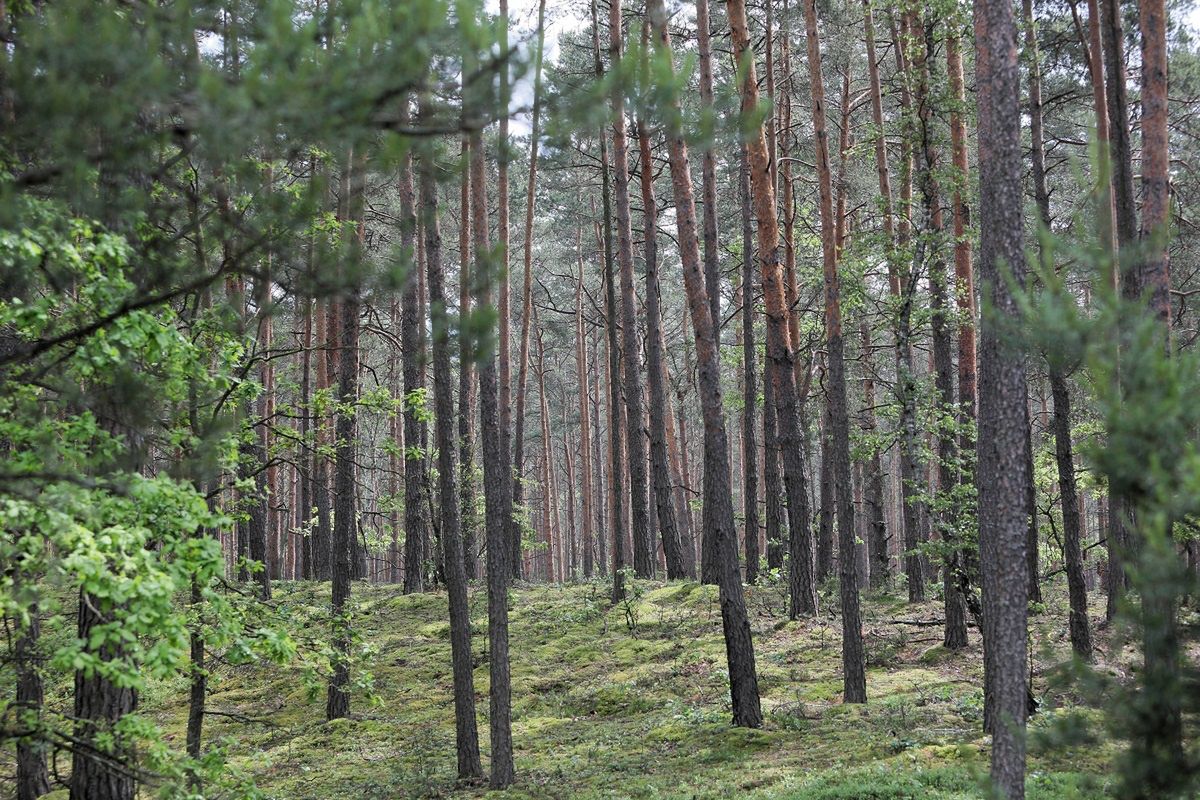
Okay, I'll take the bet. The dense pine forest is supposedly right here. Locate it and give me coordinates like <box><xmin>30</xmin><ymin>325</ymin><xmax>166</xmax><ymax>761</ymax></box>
<box><xmin>1</xmin><ymin>0</ymin><xmax>1198</xmax><ymax>797</ymax></box>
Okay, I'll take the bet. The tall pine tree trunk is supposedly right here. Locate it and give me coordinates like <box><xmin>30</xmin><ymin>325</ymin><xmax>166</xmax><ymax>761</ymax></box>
<box><xmin>803</xmin><ymin>0</ymin><xmax>864</xmax><ymax>701</ymax></box>
<box><xmin>649</xmin><ymin>0</ymin><xmax>763</xmax><ymax>727</ymax></box>
<box><xmin>420</xmin><ymin>107</ymin><xmax>484</xmax><ymax>778</ymax></box>
<box><xmin>638</xmin><ymin>117</ymin><xmax>686</xmax><ymax>579</ymax></box>
<box><xmin>975</xmin><ymin>0</ymin><xmax>1030</xmax><ymax>791</ymax></box>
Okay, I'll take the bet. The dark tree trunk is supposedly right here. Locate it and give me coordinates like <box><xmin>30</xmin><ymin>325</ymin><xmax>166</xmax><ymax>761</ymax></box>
<box><xmin>576</xmin><ymin>245</ymin><xmax>596</xmax><ymax>579</ymax></box>
<box><xmin>975</xmin><ymin>0</ymin><xmax>1030</xmax><ymax>793</ymax></box>
<box><xmin>325</xmin><ymin>287</ymin><xmax>359</xmax><ymax>721</ymax></box>
<box><xmin>608</xmin><ymin>0</ymin><xmax>652</xmax><ymax>580</ymax></box>
<box><xmin>15</xmin><ymin>595</ymin><xmax>49</xmax><ymax>800</ymax></box>
<box><xmin>71</xmin><ymin>592</ymin><xmax>137</xmax><ymax>800</ymax></box>
<box><xmin>763</xmin><ymin>368</ymin><xmax>785</xmax><ymax>571</ymax></box>
<box><xmin>912</xmin><ymin>11</ymin><xmax>967</xmax><ymax>650</ymax></box>
<box><xmin>803</xmin><ymin>0</ymin><xmax>864</xmax><ymax>702</ymax></box>
<box><xmin>467</xmin><ymin>51</ymin><xmax>516</xmax><ymax>780</ymax></box>
<box><xmin>695</xmin><ymin>0</ymin><xmax>722</xmax><ymax>584</ymax></box>
<box><xmin>860</xmin><ymin>320</ymin><xmax>890</xmax><ymax>588</ymax></box>
<box><xmin>892</xmin><ymin>10</ymin><xmax>928</xmax><ymax>605</ymax></box>
<box><xmin>650</xmin><ymin>0</ymin><xmax>762</xmax><ymax>727</ymax></box>
<box><xmin>592</xmin><ymin>0</ymin><xmax>626</xmax><ymax>601</ymax></box>
<box><xmin>420</xmin><ymin>120</ymin><xmax>484</xmax><ymax>778</ymax></box>
<box><xmin>1049</xmin><ymin>371</ymin><xmax>1093</xmax><ymax>660</ymax></box>
<box><xmin>638</xmin><ymin>117</ymin><xmax>686</xmax><ymax>579</ymax></box>
<box><xmin>401</xmin><ymin>140</ymin><xmax>429</xmax><ymax>595</ymax></box>
<box><xmin>241</xmin><ymin>436</ymin><xmax>272</xmax><ymax>600</ymax></box>
<box><xmin>817</xmin><ymin>415</ymin><xmax>835</xmax><ymax>583</ymax></box>
<box><xmin>299</xmin><ymin>299</ymin><xmax>313</xmax><ymax>579</ymax></box>
<box><xmin>313</xmin><ymin>298</ymin><xmax>335</xmax><ymax>582</ymax></box>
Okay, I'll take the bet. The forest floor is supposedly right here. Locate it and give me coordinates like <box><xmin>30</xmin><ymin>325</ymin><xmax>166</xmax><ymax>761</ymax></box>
<box><xmin>116</xmin><ymin>574</ymin><xmax>1172</xmax><ymax>799</ymax></box>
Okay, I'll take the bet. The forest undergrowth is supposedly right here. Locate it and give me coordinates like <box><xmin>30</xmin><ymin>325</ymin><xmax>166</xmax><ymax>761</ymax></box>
<box><xmin>48</xmin><ymin>576</ymin><xmax>1192</xmax><ymax>800</ymax></box>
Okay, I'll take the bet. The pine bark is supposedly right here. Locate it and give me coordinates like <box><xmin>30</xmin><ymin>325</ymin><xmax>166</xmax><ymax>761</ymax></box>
<box><xmin>458</xmin><ymin>136</ymin><xmax>479</xmax><ymax>581</ymax></box>
<box><xmin>576</xmin><ymin>245</ymin><xmax>596</xmax><ymax>578</ymax></box>
<box><xmin>608</xmin><ymin>0</ymin><xmax>653</xmax><ymax>579</ymax></box>
<box><xmin>15</xmin><ymin>598</ymin><xmax>49</xmax><ymax>800</ymax></box>
<box><xmin>638</xmin><ymin>118</ymin><xmax>687</xmax><ymax>579</ymax></box>
<box><xmin>975</xmin><ymin>0</ymin><xmax>1030</xmax><ymax>792</ymax></box>
<box><xmin>803</xmin><ymin>0</ymin><xmax>865</xmax><ymax>702</ymax></box>
<box><xmin>468</xmin><ymin>62</ymin><xmax>516</xmax><ymax>782</ymax></box>
<box><xmin>401</xmin><ymin>139</ymin><xmax>429</xmax><ymax>595</ymax></box>
<box><xmin>511</xmin><ymin>0</ymin><xmax>548</xmax><ymax>583</ymax></box>
<box><xmin>419</xmin><ymin>112</ymin><xmax>484</xmax><ymax>779</ymax></box>
<box><xmin>326</xmin><ymin>199</ymin><xmax>360</xmax><ymax>721</ymax></box>
<box><xmin>740</xmin><ymin>144</ymin><xmax>760</xmax><ymax>584</ymax></box>
<box><xmin>591</xmin><ymin>0</ymin><xmax>626</xmax><ymax>601</ymax></box>
<box><xmin>649</xmin><ymin>0</ymin><xmax>763</xmax><ymax>727</ymax></box>
<box><xmin>70</xmin><ymin>592</ymin><xmax>137</xmax><ymax>800</ymax></box>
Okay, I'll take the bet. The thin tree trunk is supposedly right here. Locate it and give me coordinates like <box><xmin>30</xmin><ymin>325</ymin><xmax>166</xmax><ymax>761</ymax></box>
<box><xmin>638</xmin><ymin>116</ymin><xmax>686</xmax><ymax>579</ymax></box>
<box><xmin>15</xmin><ymin>595</ymin><xmax>49</xmax><ymax>800</ymax></box>
<box><xmin>591</xmin><ymin>0</ymin><xmax>626</xmax><ymax>601</ymax></box>
<box><xmin>740</xmin><ymin>144</ymin><xmax>760</xmax><ymax>584</ymax></box>
<box><xmin>591</xmin><ymin>333</ymin><xmax>609</xmax><ymax>576</ymax></box>
<box><xmin>458</xmin><ymin>135</ymin><xmax>478</xmax><ymax>581</ymax></box>
<box><xmin>608</xmin><ymin>0</ymin><xmax>652</xmax><ymax>579</ymax></box>
<box><xmin>326</xmin><ymin>152</ymin><xmax>362</xmax><ymax>721</ymax></box>
<box><xmin>497</xmin><ymin>0</ymin><xmax>514</xmax><ymax>581</ymax></box>
<box><xmin>468</xmin><ymin>100</ymin><xmax>517</xmax><ymax>790</ymax></box>
<box><xmin>975</xmin><ymin>0</ymin><xmax>1030</xmax><ymax>791</ymax></box>
<box><xmin>1049</xmin><ymin>371</ymin><xmax>1092</xmax><ymax>659</ymax></box>
<box><xmin>911</xmin><ymin>9</ymin><xmax>968</xmax><ymax>650</ymax></box>
<box><xmin>420</xmin><ymin>122</ymin><xmax>484</xmax><ymax>776</ymax></box>
<box><xmin>536</xmin><ymin>322</ymin><xmax>555</xmax><ymax>582</ymax></box>
<box><xmin>649</xmin><ymin>0</ymin><xmax>763</xmax><ymax>727</ymax></box>
<box><xmin>576</xmin><ymin>242</ymin><xmax>596</xmax><ymax>578</ymax></box>
<box><xmin>401</xmin><ymin>132</ymin><xmax>429</xmax><ymax>595</ymax></box>
<box><xmin>860</xmin><ymin>320</ymin><xmax>889</xmax><ymax>587</ymax></box>
<box><xmin>895</xmin><ymin>14</ymin><xmax>928</xmax><ymax>604</ymax></box>
<box><xmin>803</xmin><ymin>0</ymin><xmax>865</xmax><ymax>701</ymax></box>
<box><xmin>511</xmin><ymin>0</ymin><xmax>548</xmax><ymax>582</ymax></box>
<box><xmin>696</xmin><ymin>0</ymin><xmax>723</xmax><ymax>583</ymax></box>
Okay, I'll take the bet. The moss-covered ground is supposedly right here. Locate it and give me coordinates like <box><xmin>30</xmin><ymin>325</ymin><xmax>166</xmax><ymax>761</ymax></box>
<box><xmin>116</xmin><ymin>574</ymin><xmax>1162</xmax><ymax>799</ymax></box>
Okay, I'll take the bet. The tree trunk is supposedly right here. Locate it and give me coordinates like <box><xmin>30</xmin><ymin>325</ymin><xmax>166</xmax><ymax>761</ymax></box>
<box><xmin>740</xmin><ymin>144</ymin><xmax>760</xmax><ymax>584</ymax></box>
<box><xmin>467</xmin><ymin>50</ymin><xmax>516</xmax><ymax>781</ymax></box>
<box><xmin>912</xmin><ymin>10</ymin><xmax>968</xmax><ymax>650</ymax></box>
<box><xmin>860</xmin><ymin>320</ymin><xmax>889</xmax><ymax>587</ymax></box>
<box><xmin>817</xmin><ymin>415</ymin><xmax>834</xmax><ymax>583</ymax></box>
<box><xmin>638</xmin><ymin>117</ymin><xmax>686</xmax><ymax>579</ymax></box>
<box><xmin>420</xmin><ymin>111</ymin><xmax>484</xmax><ymax>779</ymax></box>
<box><xmin>458</xmin><ymin>135</ymin><xmax>479</xmax><ymax>581</ymax></box>
<box><xmin>71</xmin><ymin>592</ymin><xmax>137</xmax><ymax>800</ymax></box>
<box><xmin>313</xmin><ymin>298</ymin><xmax>333</xmax><ymax>582</ymax></box>
<box><xmin>497</xmin><ymin>0</ymin><xmax>514</xmax><ymax>581</ymax></box>
<box><xmin>511</xmin><ymin>0</ymin><xmax>548</xmax><ymax>583</ymax></box>
<box><xmin>326</xmin><ymin>154</ymin><xmax>361</xmax><ymax>720</ymax></box>
<box><xmin>803</xmin><ymin>0</ymin><xmax>864</xmax><ymax>701</ymax></box>
<box><xmin>15</xmin><ymin>597</ymin><xmax>49</xmax><ymax>800</ymax></box>
<box><xmin>401</xmin><ymin>137</ymin><xmax>429</xmax><ymax>595</ymax></box>
<box><xmin>576</xmin><ymin>244</ymin><xmax>596</xmax><ymax>579</ymax></box>
<box><xmin>975</xmin><ymin>0</ymin><xmax>1030</xmax><ymax>792</ymax></box>
<box><xmin>591</xmin><ymin>0</ymin><xmax>626</xmax><ymax>601</ymax></box>
<box><xmin>727</xmin><ymin>0</ymin><xmax>816</xmax><ymax>620</ymax></box>
<box><xmin>608</xmin><ymin>0</ymin><xmax>652</xmax><ymax>579</ymax></box>
<box><xmin>1048</xmin><ymin>371</ymin><xmax>1092</xmax><ymax>660</ymax></box>
<box><xmin>649</xmin><ymin>0</ymin><xmax>763</xmax><ymax>727</ymax></box>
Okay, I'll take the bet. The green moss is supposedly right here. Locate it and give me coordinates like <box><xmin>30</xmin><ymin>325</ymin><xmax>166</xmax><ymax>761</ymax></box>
<box><xmin>130</xmin><ymin>580</ymin><xmax>1117</xmax><ymax>799</ymax></box>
